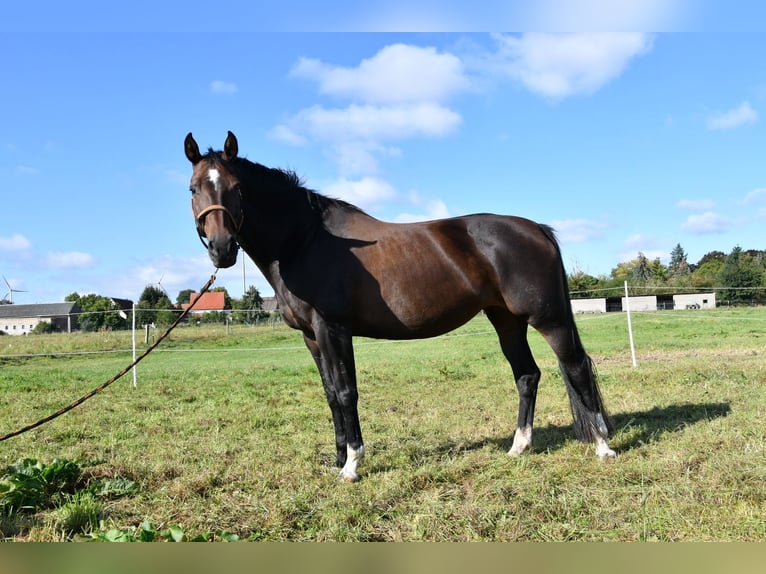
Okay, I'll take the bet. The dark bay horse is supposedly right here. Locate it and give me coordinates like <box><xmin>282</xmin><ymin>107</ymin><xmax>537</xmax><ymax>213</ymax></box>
<box><xmin>184</xmin><ymin>131</ymin><xmax>615</xmax><ymax>482</ymax></box>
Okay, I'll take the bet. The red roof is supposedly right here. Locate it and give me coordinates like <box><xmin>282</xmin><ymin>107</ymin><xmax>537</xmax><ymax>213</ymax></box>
<box><xmin>180</xmin><ymin>291</ymin><xmax>227</xmax><ymax>312</ymax></box>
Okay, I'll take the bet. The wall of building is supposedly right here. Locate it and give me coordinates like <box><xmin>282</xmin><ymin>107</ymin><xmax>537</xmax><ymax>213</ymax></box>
<box><xmin>1</xmin><ymin>317</ymin><xmax>45</xmax><ymax>335</ymax></box>
<box><xmin>673</xmin><ymin>293</ymin><xmax>716</xmax><ymax>310</ymax></box>
<box><xmin>571</xmin><ymin>298</ymin><xmax>607</xmax><ymax>314</ymax></box>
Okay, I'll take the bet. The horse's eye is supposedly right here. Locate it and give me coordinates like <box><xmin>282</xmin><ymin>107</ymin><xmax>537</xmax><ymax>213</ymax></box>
<box><xmin>190</xmin><ymin>186</ymin><xmax>197</xmax><ymax>196</ymax></box>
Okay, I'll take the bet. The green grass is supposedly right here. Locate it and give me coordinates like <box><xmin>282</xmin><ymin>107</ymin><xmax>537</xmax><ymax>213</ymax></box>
<box><xmin>1</xmin><ymin>308</ymin><xmax>765</xmax><ymax>541</ymax></box>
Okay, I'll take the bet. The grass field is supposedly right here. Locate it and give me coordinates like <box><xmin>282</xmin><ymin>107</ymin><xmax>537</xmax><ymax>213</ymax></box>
<box><xmin>1</xmin><ymin>307</ymin><xmax>764</xmax><ymax>541</ymax></box>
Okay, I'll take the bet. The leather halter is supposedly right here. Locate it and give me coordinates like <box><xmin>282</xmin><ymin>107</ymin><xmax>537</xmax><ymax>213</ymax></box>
<box><xmin>195</xmin><ymin>203</ymin><xmax>243</xmax><ymax>249</ymax></box>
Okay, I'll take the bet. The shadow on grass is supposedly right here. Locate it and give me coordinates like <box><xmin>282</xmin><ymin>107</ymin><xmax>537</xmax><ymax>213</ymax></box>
<box><xmin>401</xmin><ymin>401</ymin><xmax>733</xmax><ymax>462</ymax></box>
<box><xmin>522</xmin><ymin>402</ymin><xmax>731</xmax><ymax>455</ymax></box>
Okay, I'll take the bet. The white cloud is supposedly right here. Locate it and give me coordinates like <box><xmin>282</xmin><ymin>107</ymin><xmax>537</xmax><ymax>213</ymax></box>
<box><xmin>46</xmin><ymin>251</ymin><xmax>95</xmax><ymax>269</ymax></box>
<box><xmin>291</xmin><ymin>44</ymin><xmax>469</xmax><ymax>104</ymax></box>
<box><xmin>740</xmin><ymin>188</ymin><xmax>766</xmax><ymax>205</ymax></box>
<box><xmin>269</xmin><ymin>124</ymin><xmax>307</xmax><ymax>146</ymax></box>
<box><xmin>677</xmin><ymin>198</ymin><xmax>715</xmax><ymax>210</ymax></box>
<box><xmin>681</xmin><ymin>212</ymin><xmax>732</xmax><ymax>234</ymax></box>
<box><xmin>278</xmin><ymin>102</ymin><xmax>461</xmax><ymax>144</ymax></box>
<box><xmin>489</xmin><ymin>33</ymin><xmax>653</xmax><ymax>99</ymax></box>
<box><xmin>324</xmin><ymin>177</ymin><xmax>397</xmax><ymax>210</ymax></box>
<box><xmin>550</xmin><ymin>218</ymin><xmax>608</xmax><ymax>242</ymax></box>
<box><xmin>624</xmin><ymin>233</ymin><xmax>662</xmax><ymax>250</ymax></box>
<box><xmin>277</xmin><ymin>44</ymin><xmax>468</xmax><ymax>177</ymax></box>
<box><xmin>274</xmin><ymin>102</ymin><xmax>461</xmax><ymax>177</ymax></box>
<box><xmin>209</xmin><ymin>80</ymin><xmax>238</xmax><ymax>95</ymax></box>
<box><xmin>706</xmin><ymin>101</ymin><xmax>758</xmax><ymax>130</ymax></box>
<box><xmin>0</xmin><ymin>234</ymin><xmax>31</xmax><ymax>251</ymax></box>
<box><xmin>16</xmin><ymin>165</ymin><xmax>39</xmax><ymax>175</ymax></box>
<box><xmin>394</xmin><ymin>198</ymin><xmax>450</xmax><ymax>223</ymax></box>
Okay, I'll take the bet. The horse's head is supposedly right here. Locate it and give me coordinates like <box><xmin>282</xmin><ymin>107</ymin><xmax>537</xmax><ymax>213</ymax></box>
<box><xmin>184</xmin><ymin>131</ymin><xmax>243</xmax><ymax>268</ymax></box>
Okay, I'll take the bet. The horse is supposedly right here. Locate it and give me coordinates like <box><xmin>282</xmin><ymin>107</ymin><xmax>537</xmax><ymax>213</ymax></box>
<box><xmin>184</xmin><ymin>131</ymin><xmax>615</xmax><ymax>482</ymax></box>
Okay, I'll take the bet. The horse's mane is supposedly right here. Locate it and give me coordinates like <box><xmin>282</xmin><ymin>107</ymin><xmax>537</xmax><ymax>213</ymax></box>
<box><xmin>205</xmin><ymin>149</ymin><xmax>368</xmax><ymax>217</ymax></box>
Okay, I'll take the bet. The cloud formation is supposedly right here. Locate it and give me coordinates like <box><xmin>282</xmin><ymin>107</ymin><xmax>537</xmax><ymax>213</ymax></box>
<box><xmin>274</xmin><ymin>44</ymin><xmax>467</xmax><ymax>179</ymax></box>
<box><xmin>209</xmin><ymin>80</ymin><xmax>238</xmax><ymax>95</ymax></box>
<box><xmin>489</xmin><ymin>33</ymin><xmax>653</xmax><ymax>99</ymax></box>
<box><xmin>291</xmin><ymin>44</ymin><xmax>468</xmax><ymax>104</ymax></box>
<box><xmin>706</xmin><ymin>101</ymin><xmax>758</xmax><ymax>130</ymax></box>
<box><xmin>323</xmin><ymin>177</ymin><xmax>397</xmax><ymax>210</ymax></box>
<box><xmin>681</xmin><ymin>212</ymin><xmax>732</xmax><ymax>234</ymax></box>
<box><xmin>677</xmin><ymin>198</ymin><xmax>715</xmax><ymax>210</ymax></box>
<box><xmin>0</xmin><ymin>234</ymin><xmax>31</xmax><ymax>251</ymax></box>
<box><xmin>46</xmin><ymin>251</ymin><xmax>95</xmax><ymax>269</ymax></box>
<box><xmin>274</xmin><ymin>36</ymin><xmax>653</xmax><ymax>218</ymax></box>
<box><xmin>550</xmin><ymin>218</ymin><xmax>608</xmax><ymax>242</ymax></box>
<box><xmin>740</xmin><ymin>188</ymin><xmax>766</xmax><ymax>205</ymax></box>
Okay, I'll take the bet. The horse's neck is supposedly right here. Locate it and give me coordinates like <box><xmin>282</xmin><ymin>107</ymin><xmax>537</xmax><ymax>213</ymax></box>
<box><xmin>239</xmin><ymin>184</ymin><xmax>318</xmax><ymax>269</ymax></box>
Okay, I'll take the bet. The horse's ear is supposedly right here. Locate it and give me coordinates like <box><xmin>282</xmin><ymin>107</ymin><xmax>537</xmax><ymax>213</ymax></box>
<box><xmin>223</xmin><ymin>131</ymin><xmax>238</xmax><ymax>161</ymax></box>
<box><xmin>184</xmin><ymin>133</ymin><xmax>202</xmax><ymax>164</ymax></box>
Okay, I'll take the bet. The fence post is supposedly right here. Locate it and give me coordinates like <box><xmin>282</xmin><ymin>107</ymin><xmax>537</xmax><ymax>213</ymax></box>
<box><xmin>624</xmin><ymin>281</ymin><xmax>637</xmax><ymax>368</ymax></box>
<box><xmin>132</xmin><ymin>304</ymin><xmax>137</xmax><ymax>388</ymax></box>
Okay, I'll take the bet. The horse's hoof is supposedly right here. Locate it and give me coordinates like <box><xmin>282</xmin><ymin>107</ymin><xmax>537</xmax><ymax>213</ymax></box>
<box><xmin>339</xmin><ymin>472</ymin><xmax>360</xmax><ymax>483</ymax></box>
<box><xmin>596</xmin><ymin>447</ymin><xmax>617</xmax><ymax>459</ymax></box>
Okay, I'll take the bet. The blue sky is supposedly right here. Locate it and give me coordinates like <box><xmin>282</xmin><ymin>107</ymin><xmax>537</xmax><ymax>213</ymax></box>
<box><xmin>2</xmin><ymin>8</ymin><xmax>766</xmax><ymax>303</ymax></box>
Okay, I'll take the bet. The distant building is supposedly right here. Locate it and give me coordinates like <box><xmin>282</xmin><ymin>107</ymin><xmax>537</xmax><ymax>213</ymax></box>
<box><xmin>570</xmin><ymin>292</ymin><xmax>716</xmax><ymax>314</ymax></box>
<box><xmin>0</xmin><ymin>302</ymin><xmax>81</xmax><ymax>335</ymax></box>
<box><xmin>570</xmin><ymin>298</ymin><xmax>607</xmax><ymax>314</ymax></box>
<box><xmin>673</xmin><ymin>292</ymin><xmax>716</xmax><ymax>310</ymax></box>
<box><xmin>179</xmin><ymin>291</ymin><xmax>228</xmax><ymax>315</ymax></box>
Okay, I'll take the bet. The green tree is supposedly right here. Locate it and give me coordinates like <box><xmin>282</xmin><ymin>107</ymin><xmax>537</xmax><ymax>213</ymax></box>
<box><xmin>135</xmin><ymin>285</ymin><xmax>176</xmax><ymax>326</ymax></box>
<box><xmin>567</xmin><ymin>270</ymin><xmax>600</xmax><ymax>298</ymax></box>
<box><xmin>176</xmin><ymin>289</ymin><xmax>194</xmax><ymax>306</ymax></box>
<box><xmin>668</xmin><ymin>244</ymin><xmax>691</xmax><ymax>277</ymax></box>
<box><xmin>632</xmin><ymin>252</ymin><xmax>652</xmax><ymax>284</ymax></box>
<box><xmin>232</xmin><ymin>285</ymin><xmax>266</xmax><ymax>323</ymax></box>
<box><xmin>697</xmin><ymin>251</ymin><xmax>726</xmax><ymax>267</ymax></box>
<box><xmin>693</xmin><ymin>259</ymin><xmax>723</xmax><ymax>288</ymax></box>
<box><xmin>718</xmin><ymin>245</ymin><xmax>764</xmax><ymax>302</ymax></box>
<box><xmin>66</xmin><ymin>293</ymin><xmax>127</xmax><ymax>332</ymax></box>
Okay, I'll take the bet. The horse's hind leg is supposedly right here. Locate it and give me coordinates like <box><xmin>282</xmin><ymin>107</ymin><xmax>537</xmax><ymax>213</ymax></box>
<box><xmin>540</xmin><ymin>324</ymin><xmax>616</xmax><ymax>458</ymax></box>
<box><xmin>486</xmin><ymin>308</ymin><xmax>541</xmax><ymax>456</ymax></box>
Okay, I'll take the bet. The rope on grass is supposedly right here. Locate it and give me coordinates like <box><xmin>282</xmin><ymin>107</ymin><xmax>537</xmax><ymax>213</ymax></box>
<box><xmin>0</xmin><ymin>272</ymin><xmax>218</xmax><ymax>442</ymax></box>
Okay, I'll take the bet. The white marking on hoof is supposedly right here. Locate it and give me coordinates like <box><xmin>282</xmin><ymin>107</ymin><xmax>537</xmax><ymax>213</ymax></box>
<box><xmin>508</xmin><ymin>426</ymin><xmax>532</xmax><ymax>456</ymax></box>
<box><xmin>595</xmin><ymin>436</ymin><xmax>616</xmax><ymax>458</ymax></box>
<box><xmin>338</xmin><ymin>444</ymin><xmax>365</xmax><ymax>483</ymax></box>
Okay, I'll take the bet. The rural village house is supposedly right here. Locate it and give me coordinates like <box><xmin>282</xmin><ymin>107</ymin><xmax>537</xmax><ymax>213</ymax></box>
<box><xmin>179</xmin><ymin>291</ymin><xmax>229</xmax><ymax>315</ymax></box>
<box><xmin>0</xmin><ymin>302</ymin><xmax>81</xmax><ymax>335</ymax></box>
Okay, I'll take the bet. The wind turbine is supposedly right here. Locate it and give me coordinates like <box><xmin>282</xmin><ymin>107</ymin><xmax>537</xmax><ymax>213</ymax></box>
<box><xmin>2</xmin><ymin>276</ymin><xmax>28</xmax><ymax>304</ymax></box>
<box><xmin>156</xmin><ymin>272</ymin><xmax>168</xmax><ymax>296</ymax></box>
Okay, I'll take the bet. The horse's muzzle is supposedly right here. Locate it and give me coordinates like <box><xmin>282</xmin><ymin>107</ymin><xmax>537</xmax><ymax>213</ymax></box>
<box><xmin>207</xmin><ymin>234</ymin><xmax>239</xmax><ymax>268</ymax></box>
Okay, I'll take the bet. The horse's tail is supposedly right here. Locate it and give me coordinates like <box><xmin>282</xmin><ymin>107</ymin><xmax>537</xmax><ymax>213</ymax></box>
<box><xmin>538</xmin><ymin>224</ymin><xmax>614</xmax><ymax>441</ymax></box>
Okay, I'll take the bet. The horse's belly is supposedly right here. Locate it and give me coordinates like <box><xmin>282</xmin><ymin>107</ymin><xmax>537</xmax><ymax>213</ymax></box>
<box><xmin>353</xmin><ymin>281</ymin><xmax>489</xmax><ymax>340</ymax></box>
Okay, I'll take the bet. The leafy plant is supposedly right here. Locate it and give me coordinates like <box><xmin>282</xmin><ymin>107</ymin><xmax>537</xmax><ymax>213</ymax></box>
<box><xmin>0</xmin><ymin>458</ymin><xmax>81</xmax><ymax>512</ymax></box>
<box><xmin>87</xmin><ymin>476</ymin><xmax>139</xmax><ymax>499</ymax></box>
<box><xmin>89</xmin><ymin>520</ymin><xmax>239</xmax><ymax>542</ymax></box>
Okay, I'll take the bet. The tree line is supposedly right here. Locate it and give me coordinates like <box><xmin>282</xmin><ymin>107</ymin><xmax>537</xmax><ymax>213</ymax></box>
<box><xmin>568</xmin><ymin>244</ymin><xmax>766</xmax><ymax>303</ymax></box>
<box><xmin>64</xmin><ymin>285</ymin><xmax>270</xmax><ymax>332</ymax></box>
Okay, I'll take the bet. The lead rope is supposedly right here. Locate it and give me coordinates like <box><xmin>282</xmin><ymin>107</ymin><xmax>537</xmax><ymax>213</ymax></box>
<box><xmin>0</xmin><ymin>271</ymin><xmax>218</xmax><ymax>442</ymax></box>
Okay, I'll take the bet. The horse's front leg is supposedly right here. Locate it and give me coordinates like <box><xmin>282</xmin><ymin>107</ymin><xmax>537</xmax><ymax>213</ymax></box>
<box><xmin>303</xmin><ymin>334</ymin><xmax>348</xmax><ymax>468</ymax></box>
<box><xmin>311</xmin><ymin>322</ymin><xmax>365</xmax><ymax>482</ymax></box>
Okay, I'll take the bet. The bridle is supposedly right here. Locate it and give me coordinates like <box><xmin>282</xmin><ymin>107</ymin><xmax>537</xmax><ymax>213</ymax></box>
<box><xmin>195</xmin><ymin>203</ymin><xmax>244</xmax><ymax>249</ymax></box>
